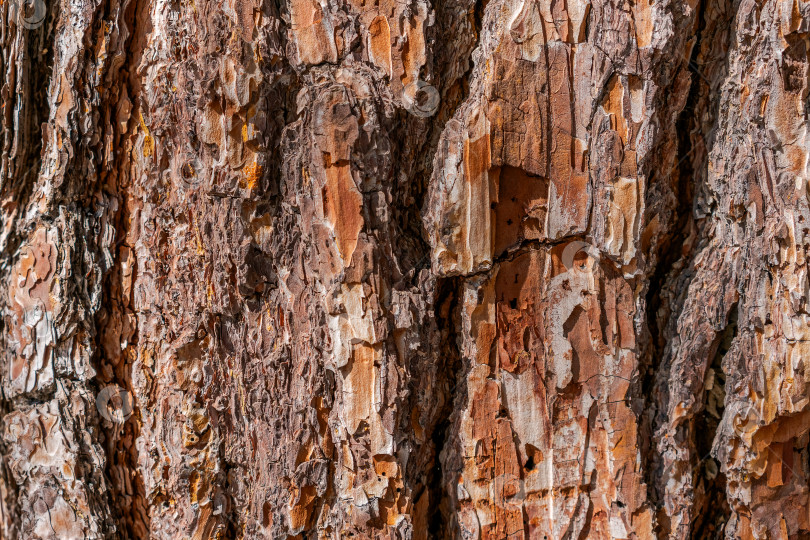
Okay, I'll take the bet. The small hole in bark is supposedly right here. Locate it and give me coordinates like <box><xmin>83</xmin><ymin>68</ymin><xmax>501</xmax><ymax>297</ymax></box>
<box><xmin>525</xmin><ymin>455</ymin><xmax>535</xmax><ymax>471</ymax></box>
<box><xmin>509</xmin><ymin>298</ymin><xmax>517</xmax><ymax>309</ymax></box>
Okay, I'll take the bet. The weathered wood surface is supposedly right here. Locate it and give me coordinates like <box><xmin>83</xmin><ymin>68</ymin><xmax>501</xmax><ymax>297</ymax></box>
<box><xmin>0</xmin><ymin>0</ymin><xmax>808</xmax><ymax>537</ymax></box>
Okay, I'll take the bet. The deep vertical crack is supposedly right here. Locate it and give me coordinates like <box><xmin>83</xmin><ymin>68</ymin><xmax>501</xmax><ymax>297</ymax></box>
<box><xmin>426</xmin><ymin>276</ymin><xmax>464</xmax><ymax>537</ymax></box>
<box><xmin>93</xmin><ymin>0</ymin><xmax>154</xmax><ymax>535</ymax></box>
<box><xmin>639</xmin><ymin>0</ymin><xmax>736</xmax><ymax>532</ymax></box>
<box><xmin>691</xmin><ymin>305</ymin><xmax>736</xmax><ymax>538</ymax></box>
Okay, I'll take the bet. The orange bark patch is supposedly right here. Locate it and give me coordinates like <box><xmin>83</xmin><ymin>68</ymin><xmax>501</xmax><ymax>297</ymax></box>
<box><xmin>324</xmin><ymin>163</ymin><xmax>364</xmax><ymax>265</ymax></box>
<box><xmin>341</xmin><ymin>343</ymin><xmax>375</xmax><ymax>435</ymax></box>
<box><xmin>546</xmin><ymin>44</ymin><xmax>588</xmax><ymax>237</ymax></box>
<box><xmin>603</xmin><ymin>75</ymin><xmax>628</xmax><ymax>144</ymax></box>
<box><xmin>289</xmin><ymin>0</ymin><xmax>337</xmax><ymax>65</ymax></box>
<box><xmin>401</xmin><ymin>10</ymin><xmax>427</xmax><ymax>87</ymax></box>
<box><xmin>632</xmin><ymin>0</ymin><xmax>654</xmax><ymax>48</ymax></box>
<box><xmin>242</xmin><ymin>161</ymin><xmax>262</xmax><ymax>190</ymax></box>
<box><xmin>464</xmin><ymin>133</ymin><xmax>494</xmax><ymax>264</ymax></box>
<box><xmin>368</xmin><ymin>17</ymin><xmax>392</xmax><ymax>78</ymax></box>
<box><xmin>288</xmin><ymin>485</ymin><xmax>316</xmax><ymax>530</ymax></box>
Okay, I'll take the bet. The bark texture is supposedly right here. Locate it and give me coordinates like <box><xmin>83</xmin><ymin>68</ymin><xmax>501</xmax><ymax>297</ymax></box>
<box><xmin>0</xmin><ymin>0</ymin><xmax>808</xmax><ymax>536</ymax></box>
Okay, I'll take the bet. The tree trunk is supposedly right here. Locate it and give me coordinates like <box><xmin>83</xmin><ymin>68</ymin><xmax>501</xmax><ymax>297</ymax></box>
<box><xmin>0</xmin><ymin>0</ymin><xmax>808</xmax><ymax>536</ymax></box>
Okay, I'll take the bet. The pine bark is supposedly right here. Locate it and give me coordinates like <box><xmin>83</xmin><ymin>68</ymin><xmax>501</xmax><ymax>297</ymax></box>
<box><xmin>0</xmin><ymin>0</ymin><xmax>808</xmax><ymax>537</ymax></box>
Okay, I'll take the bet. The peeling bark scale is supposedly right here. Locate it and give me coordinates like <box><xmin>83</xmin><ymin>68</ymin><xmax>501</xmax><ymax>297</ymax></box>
<box><xmin>0</xmin><ymin>0</ymin><xmax>808</xmax><ymax>536</ymax></box>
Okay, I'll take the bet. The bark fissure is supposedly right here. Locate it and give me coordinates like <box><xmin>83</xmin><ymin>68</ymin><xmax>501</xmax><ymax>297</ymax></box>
<box><xmin>91</xmin><ymin>0</ymin><xmax>156</xmax><ymax>535</ymax></box>
<box><xmin>690</xmin><ymin>305</ymin><xmax>736</xmax><ymax>539</ymax></box>
<box><xmin>426</xmin><ymin>276</ymin><xmax>464</xmax><ymax>537</ymax></box>
<box><xmin>641</xmin><ymin>0</ymin><xmax>708</xmax><ymax>524</ymax></box>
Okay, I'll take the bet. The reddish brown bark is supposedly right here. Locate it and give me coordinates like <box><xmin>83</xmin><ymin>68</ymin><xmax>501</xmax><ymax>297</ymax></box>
<box><xmin>0</xmin><ymin>0</ymin><xmax>808</xmax><ymax>537</ymax></box>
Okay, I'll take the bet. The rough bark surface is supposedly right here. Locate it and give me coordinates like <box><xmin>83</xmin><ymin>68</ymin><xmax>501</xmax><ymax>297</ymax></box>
<box><xmin>0</xmin><ymin>0</ymin><xmax>808</xmax><ymax>536</ymax></box>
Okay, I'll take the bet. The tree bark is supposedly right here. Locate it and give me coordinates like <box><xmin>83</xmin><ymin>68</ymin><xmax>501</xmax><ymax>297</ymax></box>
<box><xmin>0</xmin><ymin>0</ymin><xmax>808</xmax><ymax>537</ymax></box>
